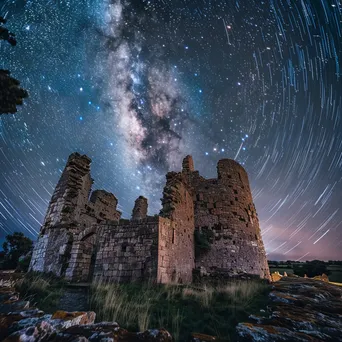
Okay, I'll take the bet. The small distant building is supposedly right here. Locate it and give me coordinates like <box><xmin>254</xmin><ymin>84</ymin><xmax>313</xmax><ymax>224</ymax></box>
<box><xmin>29</xmin><ymin>153</ymin><xmax>270</xmax><ymax>283</ymax></box>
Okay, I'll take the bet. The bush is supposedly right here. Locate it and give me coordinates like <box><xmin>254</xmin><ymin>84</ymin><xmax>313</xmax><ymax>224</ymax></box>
<box><xmin>293</xmin><ymin>261</ymin><xmax>330</xmax><ymax>278</ymax></box>
<box><xmin>2</xmin><ymin>232</ymin><xmax>33</xmax><ymax>270</ymax></box>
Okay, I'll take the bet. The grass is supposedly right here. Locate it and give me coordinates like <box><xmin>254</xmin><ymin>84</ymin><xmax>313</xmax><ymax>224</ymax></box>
<box><xmin>14</xmin><ymin>272</ymin><xmax>66</xmax><ymax>313</ymax></box>
<box><xmin>90</xmin><ymin>279</ymin><xmax>269</xmax><ymax>341</ymax></box>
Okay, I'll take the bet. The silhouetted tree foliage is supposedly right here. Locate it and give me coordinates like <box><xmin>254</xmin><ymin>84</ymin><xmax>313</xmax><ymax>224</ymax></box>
<box><xmin>293</xmin><ymin>260</ymin><xmax>330</xmax><ymax>278</ymax></box>
<box><xmin>0</xmin><ymin>16</ymin><xmax>28</xmax><ymax>115</ymax></box>
<box><xmin>2</xmin><ymin>232</ymin><xmax>33</xmax><ymax>271</ymax></box>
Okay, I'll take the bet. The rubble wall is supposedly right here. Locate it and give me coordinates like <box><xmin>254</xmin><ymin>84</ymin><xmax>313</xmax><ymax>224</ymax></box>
<box><xmin>189</xmin><ymin>159</ymin><xmax>270</xmax><ymax>280</ymax></box>
<box><xmin>29</xmin><ymin>227</ymin><xmax>76</xmax><ymax>277</ymax></box>
<box><xmin>93</xmin><ymin>218</ymin><xmax>159</xmax><ymax>283</ymax></box>
<box><xmin>158</xmin><ymin>174</ymin><xmax>195</xmax><ymax>284</ymax></box>
<box><xmin>65</xmin><ymin>229</ymin><xmax>98</xmax><ymax>282</ymax></box>
<box><xmin>41</xmin><ymin>153</ymin><xmax>93</xmax><ymax>230</ymax></box>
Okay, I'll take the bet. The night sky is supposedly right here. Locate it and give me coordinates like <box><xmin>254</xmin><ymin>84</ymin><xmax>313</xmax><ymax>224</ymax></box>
<box><xmin>1</xmin><ymin>0</ymin><xmax>342</xmax><ymax>261</ymax></box>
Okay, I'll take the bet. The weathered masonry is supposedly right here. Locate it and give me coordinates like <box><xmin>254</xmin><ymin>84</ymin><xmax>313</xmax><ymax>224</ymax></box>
<box><xmin>30</xmin><ymin>152</ymin><xmax>270</xmax><ymax>283</ymax></box>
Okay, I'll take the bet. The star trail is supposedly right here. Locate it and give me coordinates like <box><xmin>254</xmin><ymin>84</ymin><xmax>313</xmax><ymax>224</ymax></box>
<box><xmin>0</xmin><ymin>0</ymin><xmax>341</xmax><ymax>260</ymax></box>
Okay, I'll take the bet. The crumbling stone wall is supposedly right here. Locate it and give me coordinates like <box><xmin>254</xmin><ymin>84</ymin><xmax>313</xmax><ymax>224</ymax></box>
<box><xmin>30</xmin><ymin>152</ymin><xmax>269</xmax><ymax>283</ymax></box>
<box><xmin>183</xmin><ymin>157</ymin><xmax>270</xmax><ymax>280</ymax></box>
<box><xmin>30</xmin><ymin>153</ymin><xmax>121</xmax><ymax>277</ymax></box>
<box><xmin>85</xmin><ymin>190</ymin><xmax>121</xmax><ymax>224</ymax></box>
<box><xmin>94</xmin><ymin>218</ymin><xmax>159</xmax><ymax>283</ymax></box>
<box><xmin>65</xmin><ymin>229</ymin><xmax>98</xmax><ymax>282</ymax></box>
<box><xmin>132</xmin><ymin>196</ymin><xmax>148</xmax><ymax>220</ymax></box>
<box><xmin>41</xmin><ymin>153</ymin><xmax>93</xmax><ymax>230</ymax></box>
<box><xmin>29</xmin><ymin>226</ymin><xmax>77</xmax><ymax>277</ymax></box>
<box><xmin>158</xmin><ymin>173</ymin><xmax>195</xmax><ymax>284</ymax></box>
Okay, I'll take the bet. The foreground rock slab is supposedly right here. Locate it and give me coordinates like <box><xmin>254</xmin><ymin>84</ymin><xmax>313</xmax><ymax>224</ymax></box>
<box><xmin>237</xmin><ymin>277</ymin><xmax>342</xmax><ymax>341</ymax></box>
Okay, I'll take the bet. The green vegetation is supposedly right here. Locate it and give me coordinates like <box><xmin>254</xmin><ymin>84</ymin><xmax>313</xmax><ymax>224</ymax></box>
<box><xmin>194</xmin><ymin>228</ymin><xmax>214</xmax><ymax>256</ymax></box>
<box><xmin>90</xmin><ymin>279</ymin><xmax>269</xmax><ymax>341</ymax></box>
<box><xmin>15</xmin><ymin>272</ymin><xmax>66</xmax><ymax>313</ymax></box>
<box><xmin>268</xmin><ymin>260</ymin><xmax>342</xmax><ymax>283</ymax></box>
<box><xmin>2</xmin><ymin>232</ymin><xmax>33</xmax><ymax>271</ymax></box>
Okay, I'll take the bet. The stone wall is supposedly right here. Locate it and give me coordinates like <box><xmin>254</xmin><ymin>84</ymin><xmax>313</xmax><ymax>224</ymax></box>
<box><xmin>93</xmin><ymin>218</ymin><xmax>159</xmax><ymax>283</ymax></box>
<box><xmin>29</xmin><ymin>226</ymin><xmax>77</xmax><ymax>276</ymax></box>
<box><xmin>30</xmin><ymin>152</ymin><xmax>270</xmax><ymax>284</ymax></box>
<box><xmin>158</xmin><ymin>173</ymin><xmax>195</xmax><ymax>284</ymax></box>
<box><xmin>30</xmin><ymin>153</ymin><xmax>121</xmax><ymax>277</ymax></box>
<box><xmin>185</xmin><ymin>158</ymin><xmax>270</xmax><ymax>280</ymax></box>
<box><xmin>65</xmin><ymin>228</ymin><xmax>99</xmax><ymax>282</ymax></box>
<box><xmin>41</xmin><ymin>153</ymin><xmax>93</xmax><ymax>230</ymax></box>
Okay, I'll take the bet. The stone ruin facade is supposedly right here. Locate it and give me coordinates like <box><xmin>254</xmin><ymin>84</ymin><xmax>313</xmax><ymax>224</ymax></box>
<box><xmin>29</xmin><ymin>152</ymin><xmax>270</xmax><ymax>283</ymax></box>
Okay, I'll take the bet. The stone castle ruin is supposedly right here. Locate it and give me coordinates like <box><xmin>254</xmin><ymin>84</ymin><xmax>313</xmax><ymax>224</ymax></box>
<box><xmin>29</xmin><ymin>153</ymin><xmax>270</xmax><ymax>283</ymax></box>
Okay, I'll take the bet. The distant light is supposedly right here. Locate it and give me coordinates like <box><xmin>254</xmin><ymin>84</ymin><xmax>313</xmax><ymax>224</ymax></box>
<box><xmin>227</xmin><ymin>25</ymin><xmax>232</xmax><ymax>29</ymax></box>
<box><xmin>41</xmin><ymin>161</ymin><xmax>45</xmax><ymax>166</ymax></box>
<box><xmin>237</xmin><ymin>82</ymin><xmax>241</xmax><ymax>86</ymax></box>
<box><xmin>110</xmin><ymin>143</ymin><xmax>113</xmax><ymax>146</ymax></box>
<box><xmin>205</xmin><ymin>152</ymin><xmax>209</xmax><ymax>155</ymax></box>
<box><xmin>243</xmin><ymin>147</ymin><xmax>246</xmax><ymax>151</ymax></box>
<box><xmin>88</xmin><ymin>101</ymin><xmax>92</xmax><ymax>105</ymax></box>
<box><xmin>79</xmin><ymin>116</ymin><xmax>83</xmax><ymax>121</ymax></box>
<box><xmin>185</xmin><ymin>46</ymin><xmax>189</xmax><ymax>49</ymax></box>
<box><xmin>96</xmin><ymin>106</ymin><xmax>100</xmax><ymax>110</ymax></box>
<box><xmin>25</xmin><ymin>25</ymin><xmax>30</xmax><ymax>31</ymax></box>
<box><xmin>194</xmin><ymin>73</ymin><xmax>198</xmax><ymax>76</ymax></box>
<box><xmin>136</xmin><ymin>186</ymin><xmax>140</xmax><ymax>190</ymax></box>
<box><xmin>221</xmin><ymin>148</ymin><xmax>225</xmax><ymax>152</ymax></box>
<box><xmin>199</xmin><ymin>89</ymin><xmax>203</xmax><ymax>93</ymax></box>
<box><xmin>77</xmin><ymin>74</ymin><xmax>81</xmax><ymax>77</ymax></box>
<box><xmin>80</xmin><ymin>87</ymin><xmax>83</xmax><ymax>91</ymax></box>
<box><xmin>48</xmin><ymin>86</ymin><xmax>51</xmax><ymax>91</ymax></box>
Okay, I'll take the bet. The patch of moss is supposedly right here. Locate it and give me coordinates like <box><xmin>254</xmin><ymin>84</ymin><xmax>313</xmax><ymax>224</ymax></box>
<box><xmin>195</xmin><ymin>229</ymin><xmax>215</xmax><ymax>256</ymax></box>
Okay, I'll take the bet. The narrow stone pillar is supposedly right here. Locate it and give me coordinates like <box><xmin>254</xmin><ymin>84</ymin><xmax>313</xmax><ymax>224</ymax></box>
<box><xmin>182</xmin><ymin>155</ymin><xmax>194</xmax><ymax>173</ymax></box>
<box><xmin>132</xmin><ymin>196</ymin><xmax>148</xmax><ymax>220</ymax></box>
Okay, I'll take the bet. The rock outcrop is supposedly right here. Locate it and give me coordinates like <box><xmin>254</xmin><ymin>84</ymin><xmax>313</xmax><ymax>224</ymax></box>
<box><xmin>237</xmin><ymin>277</ymin><xmax>342</xmax><ymax>341</ymax></box>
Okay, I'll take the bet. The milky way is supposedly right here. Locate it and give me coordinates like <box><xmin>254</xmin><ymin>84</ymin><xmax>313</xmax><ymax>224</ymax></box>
<box><xmin>0</xmin><ymin>0</ymin><xmax>342</xmax><ymax>260</ymax></box>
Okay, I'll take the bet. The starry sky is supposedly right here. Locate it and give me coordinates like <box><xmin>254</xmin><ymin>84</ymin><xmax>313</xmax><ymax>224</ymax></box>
<box><xmin>1</xmin><ymin>0</ymin><xmax>342</xmax><ymax>261</ymax></box>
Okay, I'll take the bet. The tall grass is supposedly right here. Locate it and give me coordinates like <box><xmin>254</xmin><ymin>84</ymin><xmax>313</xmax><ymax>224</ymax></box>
<box><xmin>90</xmin><ymin>279</ymin><xmax>269</xmax><ymax>341</ymax></box>
<box><xmin>15</xmin><ymin>272</ymin><xmax>66</xmax><ymax>313</ymax></box>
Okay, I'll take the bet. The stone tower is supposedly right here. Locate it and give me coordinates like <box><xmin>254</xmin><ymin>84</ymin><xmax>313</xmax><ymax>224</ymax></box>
<box><xmin>41</xmin><ymin>152</ymin><xmax>93</xmax><ymax>232</ymax></box>
<box><xmin>29</xmin><ymin>153</ymin><xmax>121</xmax><ymax>279</ymax></box>
<box><xmin>180</xmin><ymin>156</ymin><xmax>270</xmax><ymax>280</ymax></box>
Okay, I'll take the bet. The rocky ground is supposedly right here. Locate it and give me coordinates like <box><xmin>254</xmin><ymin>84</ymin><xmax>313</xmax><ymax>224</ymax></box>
<box><xmin>1</xmin><ymin>276</ymin><xmax>341</xmax><ymax>341</ymax></box>
<box><xmin>237</xmin><ymin>277</ymin><xmax>342</xmax><ymax>341</ymax></box>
